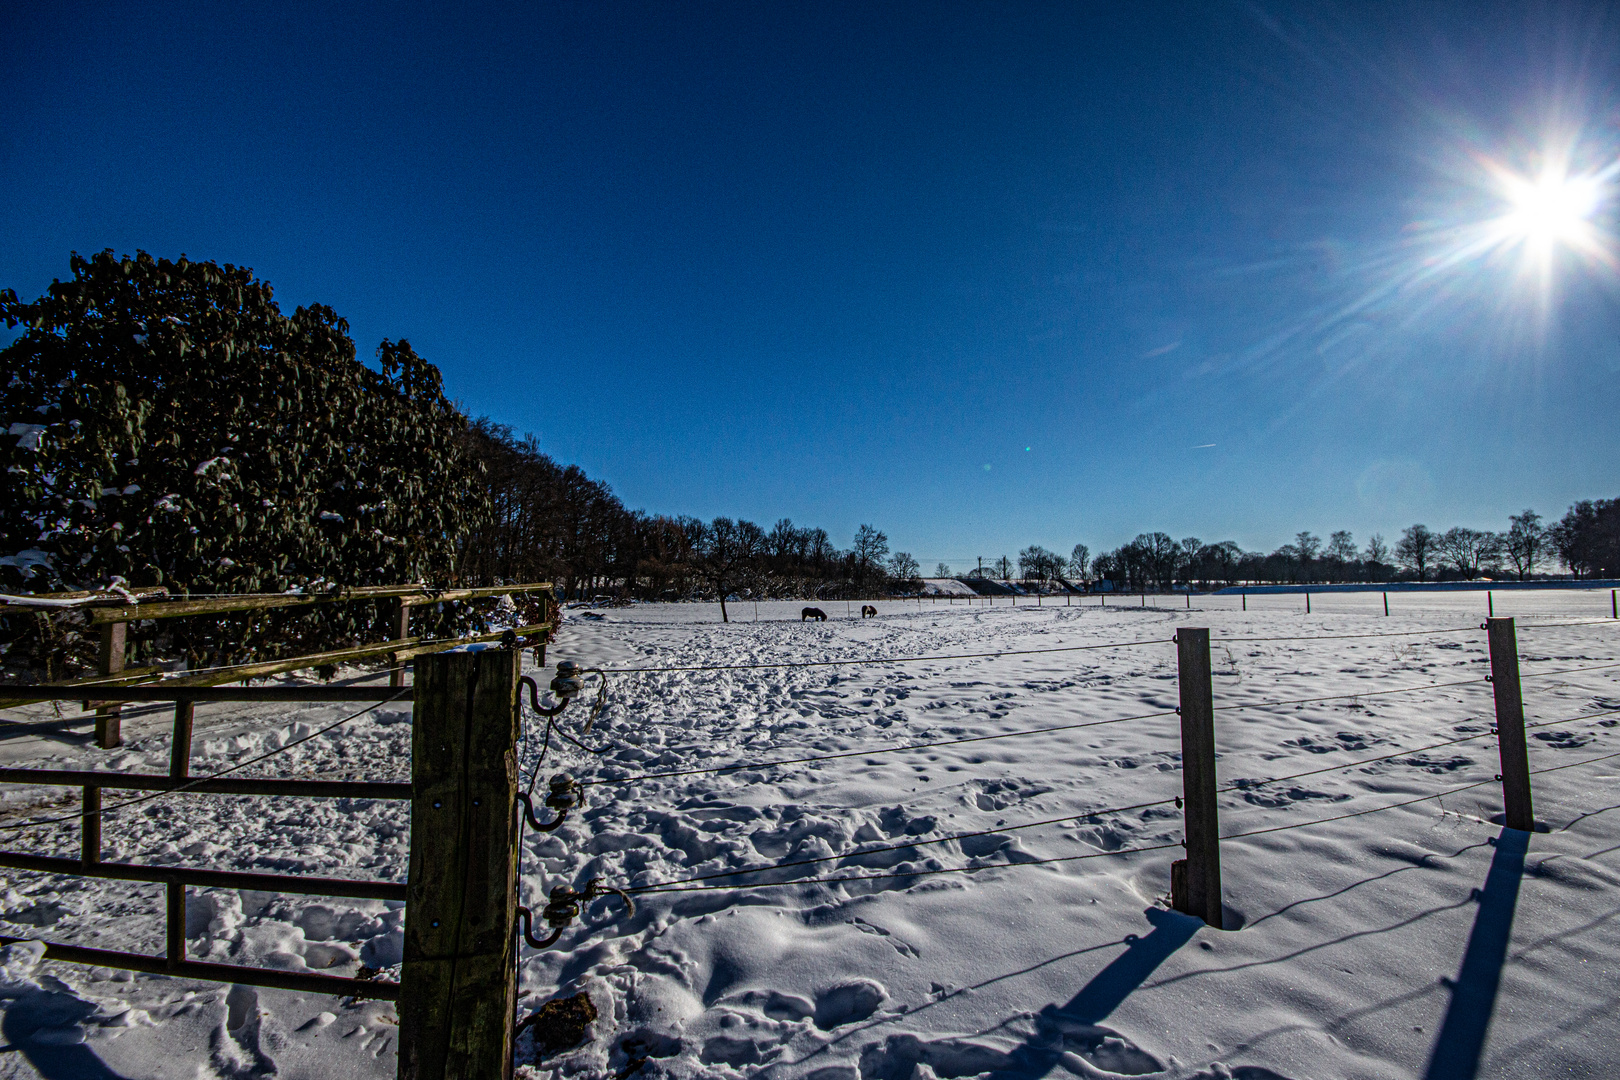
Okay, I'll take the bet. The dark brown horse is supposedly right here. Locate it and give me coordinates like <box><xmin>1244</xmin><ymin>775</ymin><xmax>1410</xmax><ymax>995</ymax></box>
<box><xmin>861</xmin><ymin>605</ymin><xmax>878</xmax><ymax>618</ymax></box>
<box><xmin>801</xmin><ymin>607</ymin><xmax>827</xmax><ymax>621</ymax></box>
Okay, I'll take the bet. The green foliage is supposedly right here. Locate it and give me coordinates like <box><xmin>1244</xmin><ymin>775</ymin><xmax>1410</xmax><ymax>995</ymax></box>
<box><xmin>1</xmin><ymin>250</ymin><xmax>489</xmax><ymax>671</ymax></box>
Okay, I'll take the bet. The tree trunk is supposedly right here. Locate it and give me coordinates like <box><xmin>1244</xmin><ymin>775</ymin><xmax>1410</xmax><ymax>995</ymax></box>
<box><xmin>718</xmin><ymin>576</ymin><xmax>729</xmax><ymax>622</ymax></box>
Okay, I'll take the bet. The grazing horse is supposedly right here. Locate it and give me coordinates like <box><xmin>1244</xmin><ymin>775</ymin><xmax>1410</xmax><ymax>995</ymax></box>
<box><xmin>861</xmin><ymin>605</ymin><xmax>878</xmax><ymax>618</ymax></box>
<box><xmin>801</xmin><ymin>607</ymin><xmax>828</xmax><ymax>621</ymax></box>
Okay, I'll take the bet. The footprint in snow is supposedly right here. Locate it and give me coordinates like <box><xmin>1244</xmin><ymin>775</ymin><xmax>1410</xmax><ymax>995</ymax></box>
<box><xmin>1238</xmin><ymin>786</ymin><xmax>1352</xmax><ymax>809</ymax></box>
<box><xmin>849</xmin><ymin>917</ymin><xmax>921</xmax><ymax>957</ymax></box>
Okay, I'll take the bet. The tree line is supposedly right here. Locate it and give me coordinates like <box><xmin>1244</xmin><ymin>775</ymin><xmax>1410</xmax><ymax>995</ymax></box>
<box><xmin>988</xmin><ymin>505</ymin><xmax>1616</xmax><ymax>593</ymax></box>
<box><xmin>462</xmin><ymin>425</ymin><xmax>924</xmax><ymax>620</ymax></box>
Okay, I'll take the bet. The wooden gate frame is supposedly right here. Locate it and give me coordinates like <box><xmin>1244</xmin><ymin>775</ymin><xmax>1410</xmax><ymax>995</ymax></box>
<box><xmin>0</xmin><ymin>635</ymin><xmax>547</xmax><ymax>1077</ymax></box>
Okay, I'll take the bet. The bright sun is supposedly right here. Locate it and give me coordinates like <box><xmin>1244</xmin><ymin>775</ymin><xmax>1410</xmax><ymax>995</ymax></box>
<box><xmin>1481</xmin><ymin>155</ymin><xmax>1614</xmax><ymax>272</ymax></box>
<box><xmin>1500</xmin><ymin>168</ymin><xmax>1601</xmax><ymax>253</ymax></box>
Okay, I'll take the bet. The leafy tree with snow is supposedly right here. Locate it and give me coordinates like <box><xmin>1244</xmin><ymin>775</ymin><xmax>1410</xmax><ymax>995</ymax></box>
<box><xmin>0</xmin><ymin>250</ymin><xmax>486</xmax><ymax>670</ymax></box>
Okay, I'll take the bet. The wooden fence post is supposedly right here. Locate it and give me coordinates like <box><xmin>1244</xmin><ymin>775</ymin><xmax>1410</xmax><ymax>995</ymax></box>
<box><xmin>390</xmin><ymin>599</ymin><xmax>413</xmax><ymax>688</ymax></box>
<box><xmin>95</xmin><ymin>621</ymin><xmax>126</xmax><ymax>748</ymax></box>
<box><xmin>1173</xmin><ymin>628</ymin><xmax>1222</xmax><ymax>927</ymax></box>
<box><xmin>166</xmin><ymin>882</ymin><xmax>186</xmax><ymax>970</ymax></box>
<box><xmin>169</xmin><ymin>701</ymin><xmax>195</xmax><ymax>778</ymax></box>
<box><xmin>80</xmin><ymin>786</ymin><xmax>100</xmax><ymax>867</ymax></box>
<box><xmin>399</xmin><ymin>648</ymin><xmax>522</xmax><ymax>1080</ymax></box>
<box><xmin>1486</xmin><ymin>618</ymin><xmax>1535</xmax><ymax>832</ymax></box>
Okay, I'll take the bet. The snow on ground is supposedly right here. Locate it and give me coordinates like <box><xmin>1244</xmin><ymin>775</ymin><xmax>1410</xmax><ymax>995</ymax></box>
<box><xmin>0</xmin><ymin>590</ymin><xmax>1617</xmax><ymax>1079</ymax></box>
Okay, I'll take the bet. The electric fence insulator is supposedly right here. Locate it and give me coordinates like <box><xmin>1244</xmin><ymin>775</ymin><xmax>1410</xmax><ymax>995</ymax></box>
<box><xmin>546</xmin><ymin>772</ymin><xmax>580</xmax><ymax>812</ymax></box>
<box><xmin>517</xmin><ymin>774</ymin><xmax>582</xmax><ymax>832</ymax></box>
<box><xmin>551</xmin><ymin>661</ymin><xmax>584</xmax><ymax>700</ymax></box>
<box><xmin>516</xmin><ymin>878</ymin><xmax>635</xmax><ymax>950</ymax></box>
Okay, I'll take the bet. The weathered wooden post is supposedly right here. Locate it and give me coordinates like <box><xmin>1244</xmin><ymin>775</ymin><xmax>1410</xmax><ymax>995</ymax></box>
<box><xmin>1486</xmin><ymin>618</ymin><xmax>1535</xmax><ymax>832</ymax></box>
<box><xmin>390</xmin><ymin>598</ymin><xmax>413</xmax><ymax>688</ymax></box>
<box><xmin>80</xmin><ymin>786</ymin><xmax>100</xmax><ymax>867</ymax></box>
<box><xmin>1305</xmin><ymin>591</ymin><xmax>1311</xmax><ymax>615</ymax></box>
<box><xmin>1383</xmin><ymin>592</ymin><xmax>1389</xmax><ymax>616</ymax></box>
<box><xmin>399</xmin><ymin>648</ymin><xmax>522</xmax><ymax>1080</ymax></box>
<box><xmin>166</xmin><ymin>882</ymin><xmax>186</xmax><ymax>970</ymax></box>
<box><xmin>1172</xmin><ymin>628</ymin><xmax>1222</xmax><ymax>927</ymax></box>
<box><xmin>169</xmin><ymin>700</ymin><xmax>195</xmax><ymax>778</ymax></box>
<box><xmin>1487</xmin><ymin>591</ymin><xmax>1493</xmax><ymax>618</ymax></box>
<box><xmin>95</xmin><ymin>620</ymin><xmax>126</xmax><ymax>748</ymax></box>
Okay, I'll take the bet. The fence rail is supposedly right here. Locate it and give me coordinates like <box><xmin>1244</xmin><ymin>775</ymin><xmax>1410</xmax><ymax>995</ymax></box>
<box><xmin>1</xmin><ymin>581</ymin><xmax>555</xmax><ymax>744</ymax></box>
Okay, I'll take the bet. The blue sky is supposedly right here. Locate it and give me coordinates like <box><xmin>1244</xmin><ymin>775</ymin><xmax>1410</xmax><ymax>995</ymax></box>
<box><xmin>4</xmin><ymin>2</ymin><xmax>1618</xmax><ymax>567</ymax></box>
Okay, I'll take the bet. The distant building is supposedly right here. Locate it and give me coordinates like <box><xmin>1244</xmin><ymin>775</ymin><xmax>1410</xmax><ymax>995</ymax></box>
<box><xmin>920</xmin><ymin>578</ymin><xmax>979</xmax><ymax>597</ymax></box>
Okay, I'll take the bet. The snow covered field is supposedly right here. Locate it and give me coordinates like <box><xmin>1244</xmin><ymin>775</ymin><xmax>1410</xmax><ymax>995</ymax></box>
<box><xmin>1</xmin><ymin>591</ymin><xmax>1618</xmax><ymax>1079</ymax></box>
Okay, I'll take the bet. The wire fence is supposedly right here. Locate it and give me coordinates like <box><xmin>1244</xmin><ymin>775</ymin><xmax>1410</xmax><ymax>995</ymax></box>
<box><xmin>576</xmin><ymin>702</ymin><xmax>1617</xmax><ymax>900</ymax></box>
<box><xmin>0</xmin><ymin>609</ymin><xmax>1615</xmax><ymax>1021</ymax></box>
<box><xmin>505</xmin><ymin>616</ymin><xmax>1619</xmax><ymax>928</ymax></box>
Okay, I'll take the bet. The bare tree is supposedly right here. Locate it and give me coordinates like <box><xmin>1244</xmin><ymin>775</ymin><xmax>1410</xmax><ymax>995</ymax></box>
<box><xmin>888</xmin><ymin>551</ymin><xmax>921</xmax><ymax>589</ymax></box>
<box><xmin>768</xmin><ymin>518</ymin><xmax>799</xmax><ymax>559</ymax></box>
<box><xmin>934</xmin><ymin>562</ymin><xmax>953</xmax><ymax>577</ymax></box>
<box><xmin>994</xmin><ymin>555</ymin><xmax>1013</xmax><ymax>579</ymax></box>
<box><xmin>1395</xmin><ymin>524</ymin><xmax>1436</xmax><ymax>582</ymax></box>
<box><xmin>852</xmin><ymin>524</ymin><xmax>890</xmax><ymax>592</ymax></box>
<box><xmin>1295</xmin><ymin>532</ymin><xmax>1322</xmax><ymax>568</ymax></box>
<box><xmin>1364</xmin><ymin>533</ymin><xmax>1389</xmax><ymax>566</ymax></box>
<box><xmin>1502</xmin><ymin>510</ymin><xmax>1546</xmax><ymax>581</ymax></box>
<box><xmin>1320</xmin><ymin>530</ymin><xmax>1356</xmax><ymax>583</ymax></box>
<box><xmin>1141</xmin><ymin>532</ymin><xmax>1179</xmax><ymax>589</ymax></box>
<box><xmin>1437</xmin><ymin>526</ymin><xmax>1499</xmax><ymax>579</ymax></box>
<box><xmin>1068</xmin><ymin>543</ymin><xmax>1090</xmax><ymax>580</ymax></box>
<box><xmin>1018</xmin><ymin>545</ymin><xmax>1062</xmax><ymax>581</ymax></box>
<box><xmin>693</xmin><ymin>516</ymin><xmax>760</xmax><ymax>622</ymax></box>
